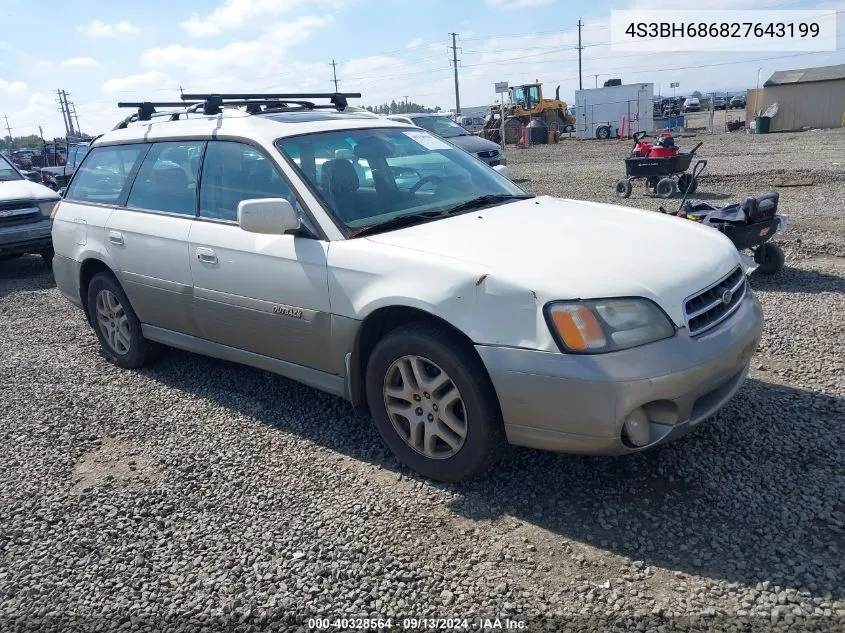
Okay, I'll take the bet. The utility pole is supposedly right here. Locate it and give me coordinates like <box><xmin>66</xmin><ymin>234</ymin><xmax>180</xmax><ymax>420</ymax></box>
<box><xmin>331</xmin><ymin>59</ymin><xmax>340</xmax><ymax>92</ymax></box>
<box><xmin>68</xmin><ymin>100</ymin><xmax>81</xmax><ymax>136</ymax></box>
<box><xmin>577</xmin><ymin>20</ymin><xmax>584</xmax><ymax>91</ymax></box>
<box><xmin>4</xmin><ymin>115</ymin><xmax>13</xmax><ymax>150</ymax></box>
<box><xmin>56</xmin><ymin>89</ymin><xmax>76</xmax><ymax>137</ymax></box>
<box><xmin>449</xmin><ymin>32</ymin><xmax>461</xmax><ymax>116</ymax></box>
<box><xmin>594</xmin><ymin>75</ymin><xmax>598</xmax><ymax>88</ymax></box>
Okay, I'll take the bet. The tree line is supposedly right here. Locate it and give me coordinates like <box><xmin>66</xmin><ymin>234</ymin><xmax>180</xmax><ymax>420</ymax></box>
<box><xmin>363</xmin><ymin>101</ymin><xmax>441</xmax><ymax>115</ymax></box>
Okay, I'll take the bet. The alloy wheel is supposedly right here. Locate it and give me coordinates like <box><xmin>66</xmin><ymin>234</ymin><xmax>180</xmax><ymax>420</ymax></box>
<box><xmin>95</xmin><ymin>289</ymin><xmax>131</xmax><ymax>355</ymax></box>
<box><xmin>382</xmin><ymin>355</ymin><xmax>467</xmax><ymax>459</ymax></box>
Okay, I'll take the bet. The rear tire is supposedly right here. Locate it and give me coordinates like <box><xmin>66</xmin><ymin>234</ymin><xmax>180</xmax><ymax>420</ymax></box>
<box><xmin>596</xmin><ymin>125</ymin><xmax>611</xmax><ymax>140</ymax></box>
<box><xmin>40</xmin><ymin>248</ymin><xmax>54</xmax><ymax>268</ymax></box>
<box><xmin>86</xmin><ymin>272</ymin><xmax>157</xmax><ymax>369</ymax></box>
<box><xmin>678</xmin><ymin>173</ymin><xmax>693</xmax><ymax>194</ymax></box>
<box><xmin>754</xmin><ymin>242</ymin><xmax>785</xmax><ymax>275</ymax></box>
<box><xmin>365</xmin><ymin>322</ymin><xmax>506</xmax><ymax>483</ymax></box>
<box><xmin>616</xmin><ymin>179</ymin><xmax>632</xmax><ymax>199</ymax></box>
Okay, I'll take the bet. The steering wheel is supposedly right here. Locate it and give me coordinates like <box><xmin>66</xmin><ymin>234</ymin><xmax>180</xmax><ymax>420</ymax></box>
<box><xmin>92</xmin><ymin>173</ymin><xmax>121</xmax><ymax>189</ymax></box>
<box><xmin>409</xmin><ymin>175</ymin><xmax>444</xmax><ymax>194</ymax></box>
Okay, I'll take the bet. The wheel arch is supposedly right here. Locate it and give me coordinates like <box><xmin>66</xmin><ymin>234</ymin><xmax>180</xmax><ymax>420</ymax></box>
<box><xmin>348</xmin><ymin>304</ymin><xmax>489</xmax><ymax>409</ymax></box>
<box><xmin>78</xmin><ymin>257</ymin><xmax>118</xmax><ymax>326</ymax></box>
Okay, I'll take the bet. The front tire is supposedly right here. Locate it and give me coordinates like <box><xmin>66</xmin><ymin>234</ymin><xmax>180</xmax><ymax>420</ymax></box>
<box><xmin>616</xmin><ymin>179</ymin><xmax>632</xmax><ymax>199</ymax></box>
<box><xmin>40</xmin><ymin>248</ymin><xmax>54</xmax><ymax>268</ymax></box>
<box><xmin>86</xmin><ymin>272</ymin><xmax>157</xmax><ymax>369</ymax></box>
<box><xmin>754</xmin><ymin>242</ymin><xmax>785</xmax><ymax>275</ymax></box>
<box><xmin>365</xmin><ymin>323</ymin><xmax>506</xmax><ymax>482</ymax></box>
<box><xmin>656</xmin><ymin>178</ymin><xmax>677</xmax><ymax>198</ymax></box>
<box><xmin>596</xmin><ymin>125</ymin><xmax>611</xmax><ymax>140</ymax></box>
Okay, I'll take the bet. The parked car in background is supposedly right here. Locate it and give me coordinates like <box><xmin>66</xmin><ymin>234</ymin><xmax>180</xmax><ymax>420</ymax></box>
<box><xmin>51</xmin><ymin>93</ymin><xmax>763</xmax><ymax>482</ymax></box>
<box><xmin>39</xmin><ymin>142</ymin><xmax>89</xmax><ymax>191</ymax></box>
<box><xmin>456</xmin><ymin>115</ymin><xmax>485</xmax><ymax>134</ymax></box>
<box><xmin>729</xmin><ymin>95</ymin><xmax>747</xmax><ymax>109</ymax></box>
<box><xmin>712</xmin><ymin>96</ymin><xmax>727</xmax><ymax>110</ymax></box>
<box><xmin>684</xmin><ymin>97</ymin><xmax>701</xmax><ymax>112</ymax></box>
<box><xmin>0</xmin><ymin>151</ymin><xmax>61</xmax><ymax>266</ymax></box>
<box><xmin>10</xmin><ymin>149</ymin><xmax>39</xmax><ymax>170</ymax></box>
<box><xmin>387</xmin><ymin>113</ymin><xmax>507</xmax><ymax>176</ymax></box>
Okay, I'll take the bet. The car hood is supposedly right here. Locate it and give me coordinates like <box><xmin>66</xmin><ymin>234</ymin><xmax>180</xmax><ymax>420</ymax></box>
<box><xmin>364</xmin><ymin>196</ymin><xmax>741</xmax><ymax>326</ymax></box>
<box><xmin>447</xmin><ymin>134</ymin><xmax>500</xmax><ymax>154</ymax></box>
<box><xmin>0</xmin><ymin>179</ymin><xmax>60</xmax><ymax>201</ymax></box>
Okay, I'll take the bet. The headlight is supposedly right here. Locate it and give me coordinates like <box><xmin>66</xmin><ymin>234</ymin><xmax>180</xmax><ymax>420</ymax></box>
<box><xmin>545</xmin><ymin>298</ymin><xmax>675</xmax><ymax>354</ymax></box>
<box><xmin>37</xmin><ymin>200</ymin><xmax>60</xmax><ymax>217</ymax></box>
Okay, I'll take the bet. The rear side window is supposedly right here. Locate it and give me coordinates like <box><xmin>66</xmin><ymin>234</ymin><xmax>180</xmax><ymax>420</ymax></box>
<box><xmin>127</xmin><ymin>141</ymin><xmax>203</xmax><ymax>216</ymax></box>
<box><xmin>199</xmin><ymin>141</ymin><xmax>296</xmax><ymax>222</ymax></box>
<box><xmin>64</xmin><ymin>145</ymin><xmax>145</xmax><ymax>205</ymax></box>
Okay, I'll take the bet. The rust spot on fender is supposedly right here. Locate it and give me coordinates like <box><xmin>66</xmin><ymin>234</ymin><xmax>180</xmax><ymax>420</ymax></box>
<box><xmin>475</xmin><ymin>274</ymin><xmax>488</xmax><ymax>287</ymax></box>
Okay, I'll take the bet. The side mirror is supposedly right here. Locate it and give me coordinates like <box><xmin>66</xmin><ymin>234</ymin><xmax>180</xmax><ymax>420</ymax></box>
<box><xmin>237</xmin><ymin>198</ymin><xmax>300</xmax><ymax>235</ymax></box>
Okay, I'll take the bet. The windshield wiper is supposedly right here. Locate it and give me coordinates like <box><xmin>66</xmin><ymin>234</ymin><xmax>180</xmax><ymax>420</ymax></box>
<box><xmin>348</xmin><ymin>210</ymin><xmax>447</xmax><ymax>238</ymax></box>
<box><xmin>347</xmin><ymin>194</ymin><xmax>533</xmax><ymax>238</ymax></box>
<box><xmin>442</xmin><ymin>193</ymin><xmax>533</xmax><ymax>215</ymax></box>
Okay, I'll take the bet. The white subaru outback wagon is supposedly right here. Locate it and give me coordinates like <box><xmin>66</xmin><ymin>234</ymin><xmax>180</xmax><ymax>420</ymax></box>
<box><xmin>52</xmin><ymin>93</ymin><xmax>763</xmax><ymax>482</ymax></box>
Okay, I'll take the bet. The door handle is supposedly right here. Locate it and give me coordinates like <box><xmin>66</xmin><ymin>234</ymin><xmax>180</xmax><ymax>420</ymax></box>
<box><xmin>196</xmin><ymin>247</ymin><xmax>218</xmax><ymax>264</ymax></box>
<box><xmin>108</xmin><ymin>230</ymin><xmax>124</xmax><ymax>246</ymax></box>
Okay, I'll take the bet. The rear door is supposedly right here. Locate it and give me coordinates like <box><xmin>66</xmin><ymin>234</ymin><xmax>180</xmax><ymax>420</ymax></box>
<box><xmin>105</xmin><ymin>140</ymin><xmax>204</xmax><ymax>335</ymax></box>
<box><xmin>188</xmin><ymin>140</ymin><xmax>334</xmax><ymax>372</ymax></box>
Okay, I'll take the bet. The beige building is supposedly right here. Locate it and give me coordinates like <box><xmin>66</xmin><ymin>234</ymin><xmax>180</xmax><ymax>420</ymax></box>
<box><xmin>749</xmin><ymin>64</ymin><xmax>845</xmax><ymax>133</ymax></box>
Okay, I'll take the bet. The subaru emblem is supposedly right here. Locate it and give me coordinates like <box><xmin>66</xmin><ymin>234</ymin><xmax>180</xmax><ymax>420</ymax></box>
<box><xmin>722</xmin><ymin>289</ymin><xmax>733</xmax><ymax>305</ymax></box>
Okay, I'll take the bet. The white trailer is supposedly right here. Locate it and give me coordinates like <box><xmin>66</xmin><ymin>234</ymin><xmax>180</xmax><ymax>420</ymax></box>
<box><xmin>574</xmin><ymin>83</ymin><xmax>654</xmax><ymax>140</ymax></box>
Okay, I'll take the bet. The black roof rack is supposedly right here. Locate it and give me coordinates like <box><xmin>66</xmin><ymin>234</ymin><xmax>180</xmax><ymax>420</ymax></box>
<box><xmin>114</xmin><ymin>101</ymin><xmax>204</xmax><ymax>129</ymax></box>
<box><xmin>179</xmin><ymin>92</ymin><xmax>361</xmax><ymax>114</ymax></box>
<box><xmin>112</xmin><ymin>92</ymin><xmax>363</xmax><ymax>130</ymax></box>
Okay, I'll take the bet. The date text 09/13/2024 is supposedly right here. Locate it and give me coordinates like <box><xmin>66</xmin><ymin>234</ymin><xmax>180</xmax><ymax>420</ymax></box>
<box><xmin>307</xmin><ymin>617</ymin><xmax>527</xmax><ymax>630</ymax></box>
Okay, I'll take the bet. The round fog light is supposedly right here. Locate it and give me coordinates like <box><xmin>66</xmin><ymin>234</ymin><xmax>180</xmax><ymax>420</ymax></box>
<box><xmin>623</xmin><ymin>408</ymin><xmax>651</xmax><ymax>447</ymax></box>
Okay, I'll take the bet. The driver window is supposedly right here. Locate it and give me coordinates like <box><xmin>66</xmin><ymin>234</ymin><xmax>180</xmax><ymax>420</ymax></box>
<box><xmin>199</xmin><ymin>141</ymin><xmax>299</xmax><ymax>223</ymax></box>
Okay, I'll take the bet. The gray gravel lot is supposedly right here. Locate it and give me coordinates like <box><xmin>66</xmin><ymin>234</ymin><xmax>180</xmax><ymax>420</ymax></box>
<box><xmin>1</xmin><ymin>129</ymin><xmax>844</xmax><ymax>632</ymax></box>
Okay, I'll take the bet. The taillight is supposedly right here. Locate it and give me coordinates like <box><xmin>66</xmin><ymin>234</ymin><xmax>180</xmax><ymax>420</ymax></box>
<box><xmin>50</xmin><ymin>202</ymin><xmax>60</xmax><ymax>221</ymax></box>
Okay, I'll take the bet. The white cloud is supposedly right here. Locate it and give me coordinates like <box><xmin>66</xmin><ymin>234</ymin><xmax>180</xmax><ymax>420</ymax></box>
<box><xmin>180</xmin><ymin>0</ymin><xmax>344</xmax><ymax>37</ymax></box>
<box><xmin>0</xmin><ymin>79</ymin><xmax>27</xmax><ymax>94</ymax></box>
<box><xmin>142</xmin><ymin>15</ymin><xmax>333</xmax><ymax>81</ymax></box>
<box><xmin>102</xmin><ymin>71</ymin><xmax>177</xmax><ymax>94</ymax></box>
<box><xmin>407</xmin><ymin>37</ymin><xmax>424</xmax><ymax>49</ymax></box>
<box><xmin>61</xmin><ymin>57</ymin><xmax>99</xmax><ymax>68</ymax></box>
<box><xmin>486</xmin><ymin>0</ymin><xmax>557</xmax><ymax>8</ymax></box>
<box><xmin>77</xmin><ymin>20</ymin><xmax>140</xmax><ymax>37</ymax></box>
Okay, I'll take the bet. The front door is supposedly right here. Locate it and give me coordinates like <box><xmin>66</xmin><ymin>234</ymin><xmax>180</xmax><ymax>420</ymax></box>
<box><xmin>188</xmin><ymin>140</ymin><xmax>333</xmax><ymax>373</ymax></box>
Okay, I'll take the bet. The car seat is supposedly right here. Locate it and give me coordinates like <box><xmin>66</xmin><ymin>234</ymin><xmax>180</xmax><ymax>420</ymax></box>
<box><xmin>320</xmin><ymin>159</ymin><xmax>362</xmax><ymax>222</ymax></box>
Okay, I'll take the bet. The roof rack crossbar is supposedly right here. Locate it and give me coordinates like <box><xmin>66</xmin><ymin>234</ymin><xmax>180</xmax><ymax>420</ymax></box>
<box><xmin>179</xmin><ymin>92</ymin><xmax>361</xmax><ymax>100</ymax></box>
<box><xmin>179</xmin><ymin>92</ymin><xmax>361</xmax><ymax>113</ymax></box>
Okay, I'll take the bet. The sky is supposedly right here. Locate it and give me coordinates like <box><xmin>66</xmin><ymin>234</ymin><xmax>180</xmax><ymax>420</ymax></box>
<box><xmin>0</xmin><ymin>0</ymin><xmax>843</xmax><ymax>138</ymax></box>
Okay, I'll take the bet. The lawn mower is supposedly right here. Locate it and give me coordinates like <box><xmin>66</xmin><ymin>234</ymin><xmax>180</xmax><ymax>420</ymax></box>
<box><xmin>616</xmin><ymin>131</ymin><xmax>703</xmax><ymax>199</ymax></box>
<box><xmin>659</xmin><ymin>160</ymin><xmax>787</xmax><ymax>275</ymax></box>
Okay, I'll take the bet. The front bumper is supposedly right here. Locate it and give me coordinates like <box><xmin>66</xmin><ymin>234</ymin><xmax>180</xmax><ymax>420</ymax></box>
<box><xmin>476</xmin><ymin>291</ymin><xmax>763</xmax><ymax>455</ymax></box>
<box><xmin>0</xmin><ymin>218</ymin><xmax>53</xmax><ymax>256</ymax></box>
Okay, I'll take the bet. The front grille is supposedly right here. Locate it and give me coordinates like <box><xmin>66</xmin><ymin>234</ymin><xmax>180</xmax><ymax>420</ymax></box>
<box><xmin>0</xmin><ymin>202</ymin><xmax>40</xmax><ymax>226</ymax></box>
<box><xmin>684</xmin><ymin>266</ymin><xmax>746</xmax><ymax>336</ymax></box>
<box><xmin>477</xmin><ymin>149</ymin><xmax>500</xmax><ymax>159</ymax></box>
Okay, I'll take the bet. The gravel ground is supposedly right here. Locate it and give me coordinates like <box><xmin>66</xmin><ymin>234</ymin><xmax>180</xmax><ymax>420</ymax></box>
<box><xmin>1</xmin><ymin>129</ymin><xmax>844</xmax><ymax>632</ymax></box>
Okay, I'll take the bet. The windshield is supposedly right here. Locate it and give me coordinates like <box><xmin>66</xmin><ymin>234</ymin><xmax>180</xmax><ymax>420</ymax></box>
<box><xmin>408</xmin><ymin>116</ymin><xmax>469</xmax><ymax>139</ymax></box>
<box><xmin>0</xmin><ymin>154</ymin><xmax>23</xmax><ymax>181</ymax></box>
<box><xmin>276</xmin><ymin>127</ymin><xmax>526</xmax><ymax>233</ymax></box>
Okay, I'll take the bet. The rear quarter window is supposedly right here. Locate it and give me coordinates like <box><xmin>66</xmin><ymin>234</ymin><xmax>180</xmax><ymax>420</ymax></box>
<box><xmin>65</xmin><ymin>145</ymin><xmax>146</xmax><ymax>205</ymax></box>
